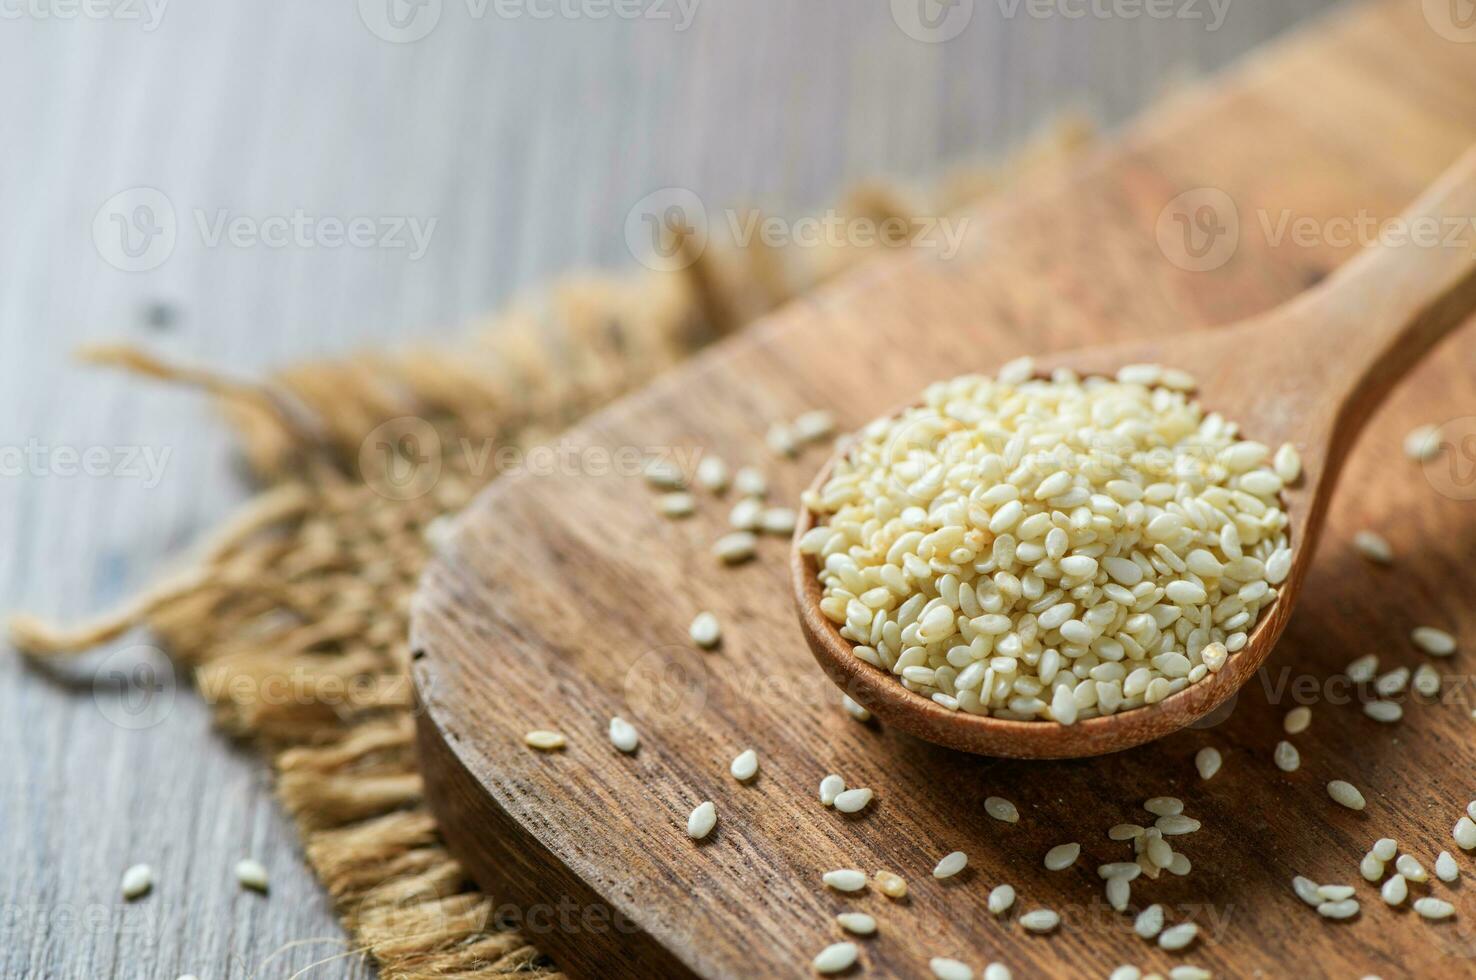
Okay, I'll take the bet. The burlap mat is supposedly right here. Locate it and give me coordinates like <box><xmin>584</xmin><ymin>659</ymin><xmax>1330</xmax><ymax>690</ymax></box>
<box><xmin>11</xmin><ymin>123</ymin><xmax>1090</xmax><ymax>979</ymax></box>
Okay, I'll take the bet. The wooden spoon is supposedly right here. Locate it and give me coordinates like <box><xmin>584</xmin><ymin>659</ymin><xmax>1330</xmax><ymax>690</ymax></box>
<box><xmin>793</xmin><ymin>146</ymin><xmax>1476</xmax><ymax>759</ymax></box>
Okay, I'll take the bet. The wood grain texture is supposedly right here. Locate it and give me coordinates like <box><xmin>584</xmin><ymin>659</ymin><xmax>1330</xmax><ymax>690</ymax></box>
<box><xmin>0</xmin><ymin>0</ymin><xmax>1344</xmax><ymax>976</ymax></box>
<box><xmin>796</xmin><ymin>148</ymin><xmax>1476</xmax><ymax>759</ymax></box>
<box><xmin>414</xmin><ymin>3</ymin><xmax>1476</xmax><ymax>977</ymax></box>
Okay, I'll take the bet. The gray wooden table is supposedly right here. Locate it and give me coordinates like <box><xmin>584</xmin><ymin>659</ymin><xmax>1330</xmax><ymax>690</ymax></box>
<box><xmin>0</xmin><ymin>1</ymin><xmax>1337</xmax><ymax>976</ymax></box>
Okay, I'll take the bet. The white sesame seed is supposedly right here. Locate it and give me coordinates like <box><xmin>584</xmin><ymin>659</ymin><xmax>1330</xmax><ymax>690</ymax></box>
<box><xmin>1415</xmin><ymin>897</ymin><xmax>1455</xmax><ymax>920</ymax></box>
<box><xmin>1328</xmin><ymin>780</ymin><xmax>1366</xmax><ymax>810</ymax></box>
<box><xmin>1317</xmin><ymin>899</ymin><xmax>1359</xmax><ymax>920</ymax></box>
<box><xmin>875</xmin><ymin>870</ymin><xmax>908</xmax><ymax>899</ymax></box>
<box><xmin>733</xmin><ymin>466</ymin><xmax>767</xmax><ymax>498</ymax></box>
<box><xmin>987</xmin><ymin>884</ymin><xmax>1015</xmax><ymax>915</ymax></box>
<box><xmin>761</xmin><ymin>507</ymin><xmax>797</xmax><ymax>536</ymax></box>
<box><xmin>235</xmin><ymin>858</ymin><xmax>269</xmax><ymax>893</ymax></box>
<box><xmin>1469</xmin><ymin>800</ymin><xmax>1476</xmax><ymax>821</ymax></box>
<box><xmin>1353</xmin><ymin>531</ymin><xmax>1393</xmax><ymax>565</ymax></box>
<box><xmin>1109</xmin><ymin>823</ymin><xmax>1145</xmax><ymax>841</ymax></box>
<box><xmin>836</xmin><ymin>912</ymin><xmax>876</xmax><ymax>936</ymax></box>
<box><xmin>1158</xmin><ymin>922</ymin><xmax>1198</xmax><ymax>950</ymax></box>
<box><xmin>833</xmin><ymin>788</ymin><xmax>874</xmax><ymax>814</ymax></box>
<box><xmin>1414</xmin><ymin>664</ymin><xmax>1441</xmax><ymax>697</ymax></box>
<box><xmin>930</xmin><ymin>957</ymin><xmax>974</xmax><ymax>980</ymax></box>
<box><xmin>1373</xmin><ymin>838</ymin><xmax>1398</xmax><ymax>861</ymax></box>
<box><xmin>1019</xmin><ymin>909</ymin><xmax>1059</xmax><ymax>933</ymax></box>
<box><xmin>933</xmin><ymin>851</ymin><xmax>968</xmax><ymax>879</ymax></box>
<box><xmin>1292</xmin><ymin>876</ymin><xmax>1321</xmax><ymax>906</ymax></box>
<box><xmin>997</xmin><ymin>356</ymin><xmax>1034</xmax><ymax>384</ymax></box>
<box><xmin>1274</xmin><ymin>442</ymin><xmax>1302</xmax><ymax>483</ymax></box>
<box><xmin>1099</xmin><ymin>862</ymin><xmax>1142</xmax><ymax>880</ymax></box>
<box><xmin>1195</xmin><ymin>747</ymin><xmax>1222</xmax><ymax>780</ymax></box>
<box><xmin>842</xmin><ymin>695</ymin><xmax>871</xmax><ymax>721</ymax></box>
<box><xmin>985</xmin><ymin>796</ymin><xmax>1020</xmax><ymax>823</ymax></box>
<box><xmin>1146</xmin><ymin>834</ymin><xmax>1174</xmax><ymax>869</ymax></box>
<box><xmin>812</xmin><ymin>942</ymin><xmax>858</xmax><ymax>974</ymax></box>
<box><xmin>1274</xmin><ymin>741</ymin><xmax>1300</xmax><ymax>772</ymax></box>
<box><xmin>1364</xmin><ymin>701</ymin><xmax>1403</xmax><ymax>723</ymax></box>
<box><xmin>686</xmin><ymin>801</ymin><xmax>716</xmax><ymax>840</ymax></box>
<box><xmin>1381</xmin><ymin>873</ymin><xmax>1408</xmax><ymax>905</ymax></box>
<box><xmin>712</xmin><ymin>531</ymin><xmax>757</xmax><ymax>564</ymax></box>
<box><xmin>729</xmin><ymin>749</ymin><xmax>758</xmax><ymax>783</ymax></box>
<box><xmin>1135</xmin><ymin>903</ymin><xmax>1165</xmax><ymax>939</ymax></box>
<box><xmin>121</xmin><ymin>864</ymin><xmax>153</xmax><ymax>900</ymax></box>
<box><xmin>983</xmin><ymin>965</ymin><xmax>1011</xmax><ymax>980</ymax></box>
<box><xmin>1318</xmin><ymin>884</ymin><xmax>1355</xmax><ymax>901</ymax></box>
<box><xmin>1397</xmin><ymin>854</ymin><xmax>1428</xmax><ymax>882</ymax></box>
<box><xmin>1170</xmin><ymin>968</ymin><xmax>1211</xmax><ymax>980</ymax></box>
<box><xmin>1374</xmin><ymin>667</ymin><xmax>1410</xmax><ymax>697</ymax></box>
<box><xmin>1404</xmin><ymin>424</ymin><xmax>1441</xmax><ymax>461</ymax></box>
<box><xmin>766</xmin><ymin>423</ymin><xmax>797</xmax><ymax>457</ymax></box>
<box><xmin>659</xmin><ymin>492</ymin><xmax>696</xmax><ymax>517</ymax></box>
<box><xmin>695</xmin><ymin>455</ymin><xmax>729</xmax><ymax>493</ymax></box>
<box><xmin>1454</xmin><ymin>816</ymin><xmax>1476</xmax><ymax>850</ymax></box>
<box><xmin>643</xmin><ymin>459</ymin><xmax>685</xmax><ymax>489</ymax></box>
<box><xmin>524</xmin><ymin>730</ymin><xmax>566</xmax><ymax>751</ymax></box>
<box><xmin>1144</xmin><ymin>797</ymin><xmax>1183</xmax><ymax>817</ymax></box>
<box><xmin>728</xmin><ymin>498</ymin><xmax>764</xmax><ymax>531</ymax></box>
<box><xmin>1283</xmin><ymin>706</ymin><xmax>1312</xmax><ymax>734</ymax></box>
<box><xmin>1106</xmin><ymin>875</ymin><xmax>1131</xmax><ymax>911</ymax></box>
<box><xmin>1360</xmin><ymin>853</ymin><xmax>1385</xmax><ymax>881</ymax></box>
<box><xmin>609</xmin><ymin>716</ymin><xmax>639</xmax><ymax>753</ymax></box>
<box><xmin>823</xmin><ymin>869</ymin><xmax>867</xmax><ymax>892</ymax></box>
<box><xmin>1111</xmin><ymin>969</ymin><xmax>1142</xmax><ymax>980</ymax></box>
<box><xmin>689</xmin><ymin>612</ymin><xmax>722</xmax><ymax>649</ymax></box>
<box><xmin>793</xmin><ymin>410</ymin><xmax>836</xmax><ymax>444</ymax></box>
<box><xmin>1413</xmin><ymin>627</ymin><xmax>1457</xmax><ymax>656</ymax></box>
<box><xmin>1044</xmin><ymin>843</ymin><xmax>1080</xmax><ymax>871</ymax></box>
<box><xmin>819</xmin><ymin>774</ymin><xmax>845</xmax><ymax>806</ymax></box>
<box><xmin>1156</xmin><ymin>815</ymin><xmax>1201</xmax><ymax>836</ymax></box>
<box><xmin>1345</xmin><ymin>654</ymin><xmax>1379</xmax><ymax>683</ymax></box>
<box><xmin>1436</xmin><ymin>851</ymin><xmax>1459</xmax><ymax>882</ymax></box>
<box><xmin>1167</xmin><ymin>852</ymin><xmax>1192</xmax><ymax>876</ymax></box>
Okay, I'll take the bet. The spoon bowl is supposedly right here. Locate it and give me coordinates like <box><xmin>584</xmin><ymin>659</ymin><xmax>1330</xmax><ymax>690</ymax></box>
<box><xmin>793</xmin><ymin>147</ymin><xmax>1476</xmax><ymax>758</ymax></box>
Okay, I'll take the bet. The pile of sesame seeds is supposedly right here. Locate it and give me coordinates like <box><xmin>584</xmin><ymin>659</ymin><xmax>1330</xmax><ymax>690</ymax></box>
<box><xmin>799</xmin><ymin>362</ymin><xmax>1294</xmax><ymax>723</ymax></box>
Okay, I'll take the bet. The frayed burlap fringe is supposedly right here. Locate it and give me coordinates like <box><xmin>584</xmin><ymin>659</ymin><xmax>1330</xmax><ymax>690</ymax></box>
<box><xmin>10</xmin><ymin>122</ymin><xmax>1090</xmax><ymax>979</ymax></box>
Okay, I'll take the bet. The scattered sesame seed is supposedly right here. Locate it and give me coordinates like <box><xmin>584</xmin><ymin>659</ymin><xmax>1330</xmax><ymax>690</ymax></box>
<box><xmin>1436</xmin><ymin>851</ymin><xmax>1459</xmax><ymax>882</ymax></box>
<box><xmin>1414</xmin><ymin>897</ymin><xmax>1455</xmax><ymax>920</ymax></box>
<box><xmin>1454</xmin><ymin>816</ymin><xmax>1476</xmax><ymax>850</ymax></box>
<box><xmin>1381</xmin><ymin>874</ymin><xmax>1408</xmax><ymax>906</ymax></box>
<box><xmin>1328</xmin><ymin>780</ymin><xmax>1366</xmax><ymax>810</ymax></box>
<box><xmin>524</xmin><ymin>730</ymin><xmax>566</xmax><ymax>751</ymax></box>
<box><xmin>1158</xmin><ymin>922</ymin><xmax>1198</xmax><ymax>950</ymax></box>
<box><xmin>1019</xmin><ymin>909</ymin><xmax>1059</xmax><ymax>933</ymax></box>
<box><xmin>930</xmin><ymin>957</ymin><xmax>975</xmax><ymax>980</ymax></box>
<box><xmin>729</xmin><ymin>749</ymin><xmax>759</xmax><ymax>783</ymax></box>
<box><xmin>235</xmin><ymin>859</ymin><xmax>269</xmax><ymax>893</ymax></box>
<box><xmin>875</xmin><ymin>870</ymin><xmax>908</xmax><ymax>899</ymax></box>
<box><xmin>1317</xmin><ymin>898</ymin><xmax>1360</xmax><ymax>920</ymax></box>
<box><xmin>689</xmin><ymin>612</ymin><xmax>722</xmax><ymax>649</ymax></box>
<box><xmin>833</xmin><ymin>788</ymin><xmax>874</xmax><ymax>814</ymax></box>
<box><xmin>987</xmin><ymin>884</ymin><xmax>1015</xmax><ymax>915</ymax></box>
<box><xmin>1274</xmin><ymin>741</ymin><xmax>1300</xmax><ymax>772</ymax></box>
<box><xmin>1413</xmin><ymin>626</ymin><xmax>1457</xmax><ymax>657</ymax></box>
<box><xmin>1134</xmin><ymin>903</ymin><xmax>1165</xmax><ymax>938</ymax></box>
<box><xmin>1353</xmin><ymin>531</ymin><xmax>1393</xmax><ymax>565</ymax></box>
<box><xmin>121</xmin><ymin>864</ymin><xmax>153</xmax><ymax>901</ymax></box>
<box><xmin>1194</xmin><ymin>747</ymin><xmax>1222</xmax><ymax>780</ymax></box>
<box><xmin>1403</xmin><ymin>424</ymin><xmax>1441</xmax><ymax>461</ymax></box>
<box><xmin>695</xmin><ymin>456</ymin><xmax>729</xmax><ymax>493</ymax></box>
<box><xmin>1283</xmin><ymin>706</ymin><xmax>1311</xmax><ymax>734</ymax></box>
<box><xmin>842</xmin><ymin>695</ymin><xmax>871</xmax><ymax>722</ymax></box>
<box><xmin>811</xmin><ymin>942</ymin><xmax>858</xmax><ymax>974</ymax></box>
<box><xmin>1397</xmin><ymin>854</ymin><xmax>1428</xmax><ymax>882</ymax></box>
<box><xmin>1292</xmin><ymin>876</ymin><xmax>1321</xmax><ymax>907</ymax></box>
<box><xmin>1373</xmin><ymin>838</ymin><xmax>1398</xmax><ymax>861</ymax></box>
<box><xmin>836</xmin><ymin>912</ymin><xmax>876</xmax><ymax>935</ymax></box>
<box><xmin>608</xmin><ymin>717</ymin><xmax>639</xmax><ymax>754</ymax></box>
<box><xmin>1144</xmin><ymin>797</ymin><xmax>1183</xmax><ymax>817</ymax></box>
<box><xmin>1345</xmin><ymin>654</ymin><xmax>1379</xmax><ymax>683</ymax></box>
<box><xmin>686</xmin><ymin>801</ymin><xmax>716</xmax><ymax>840</ymax></box>
<box><xmin>985</xmin><ymin>796</ymin><xmax>1020</xmax><ymax>823</ymax></box>
<box><xmin>733</xmin><ymin>467</ymin><xmax>768</xmax><ymax>498</ymax></box>
<box><xmin>1043</xmin><ymin>843</ymin><xmax>1080</xmax><ymax>871</ymax></box>
<box><xmin>712</xmin><ymin>531</ymin><xmax>757</xmax><ymax>565</ymax></box>
<box><xmin>822</xmin><ymin>869</ymin><xmax>867</xmax><ymax>893</ymax></box>
<box><xmin>819</xmin><ymin>774</ymin><xmax>845</xmax><ymax>806</ymax></box>
<box><xmin>933</xmin><ymin>851</ymin><xmax>968</xmax><ymax>879</ymax></box>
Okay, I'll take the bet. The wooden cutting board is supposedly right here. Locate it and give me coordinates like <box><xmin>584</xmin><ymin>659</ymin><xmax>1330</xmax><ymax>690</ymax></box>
<box><xmin>411</xmin><ymin>3</ymin><xmax>1476</xmax><ymax>976</ymax></box>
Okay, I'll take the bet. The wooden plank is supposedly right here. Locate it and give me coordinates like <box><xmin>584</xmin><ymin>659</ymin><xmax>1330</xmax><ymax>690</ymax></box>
<box><xmin>414</xmin><ymin>3</ymin><xmax>1476</xmax><ymax>977</ymax></box>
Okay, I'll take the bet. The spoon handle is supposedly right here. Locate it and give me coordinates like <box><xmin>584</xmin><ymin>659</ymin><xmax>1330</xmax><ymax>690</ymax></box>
<box><xmin>1271</xmin><ymin>145</ymin><xmax>1476</xmax><ymax>430</ymax></box>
